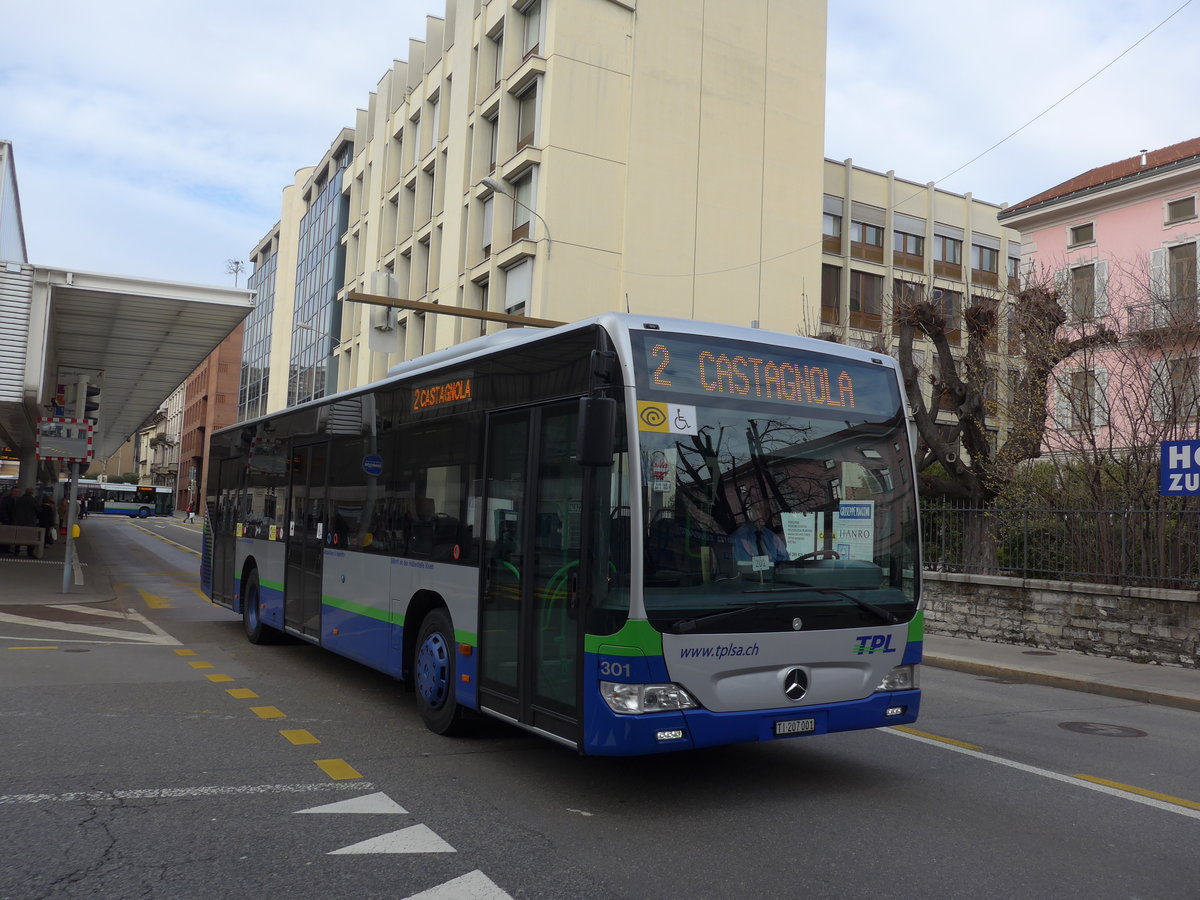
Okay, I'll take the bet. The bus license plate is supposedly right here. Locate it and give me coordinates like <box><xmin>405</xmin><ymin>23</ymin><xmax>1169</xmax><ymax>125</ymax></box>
<box><xmin>775</xmin><ymin>718</ymin><xmax>816</xmax><ymax>736</ymax></box>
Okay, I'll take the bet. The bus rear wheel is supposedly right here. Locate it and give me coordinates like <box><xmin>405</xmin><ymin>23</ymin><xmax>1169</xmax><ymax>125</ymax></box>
<box><xmin>242</xmin><ymin>570</ymin><xmax>276</xmax><ymax>645</ymax></box>
<box><xmin>414</xmin><ymin>608</ymin><xmax>467</xmax><ymax>735</ymax></box>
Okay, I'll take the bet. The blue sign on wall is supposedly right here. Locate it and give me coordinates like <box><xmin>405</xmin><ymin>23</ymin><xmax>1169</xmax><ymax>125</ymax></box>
<box><xmin>1160</xmin><ymin>440</ymin><xmax>1200</xmax><ymax>495</ymax></box>
<box><xmin>362</xmin><ymin>454</ymin><xmax>384</xmax><ymax>477</ymax></box>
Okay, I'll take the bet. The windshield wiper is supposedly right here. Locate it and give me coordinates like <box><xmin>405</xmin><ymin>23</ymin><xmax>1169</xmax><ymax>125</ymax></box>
<box><xmin>669</xmin><ymin>588</ymin><xmax>897</xmax><ymax>634</ymax></box>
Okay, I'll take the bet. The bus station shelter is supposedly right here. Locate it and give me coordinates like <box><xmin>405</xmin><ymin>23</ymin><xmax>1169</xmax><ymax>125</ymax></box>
<box><xmin>0</xmin><ymin>263</ymin><xmax>254</xmax><ymax>484</ymax></box>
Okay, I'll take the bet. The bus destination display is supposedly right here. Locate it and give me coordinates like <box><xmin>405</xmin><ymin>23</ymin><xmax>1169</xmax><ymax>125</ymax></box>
<box><xmin>632</xmin><ymin>332</ymin><xmax>900</xmax><ymax>417</ymax></box>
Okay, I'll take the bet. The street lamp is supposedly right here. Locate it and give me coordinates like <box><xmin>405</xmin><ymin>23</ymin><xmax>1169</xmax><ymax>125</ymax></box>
<box><xmin>482</xmin><ymin>176</ymin><xmax>552</xmax><ymax>256</ymax></box>
<box><xmin>295</xmin><ymin>321</ymin><xmax>342</xmax><ymax>346</ymax></box>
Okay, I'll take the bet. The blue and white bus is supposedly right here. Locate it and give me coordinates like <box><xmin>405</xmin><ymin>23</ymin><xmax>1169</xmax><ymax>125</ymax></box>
<box><xmin>203</xmin><ymin>314</ymin><xmax>922</xmax><ymax>755</ymax></box>
<box><xmin>78</xmin><ymin>480</ymin><xmax>174</xmax><ymax>518</ymax></box>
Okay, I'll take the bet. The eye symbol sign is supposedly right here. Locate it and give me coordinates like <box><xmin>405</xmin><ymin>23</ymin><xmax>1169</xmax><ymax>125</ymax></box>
<box><xmin>640</xmin><ymin>406</ymin><xmax>666</xmax><ymax>427</ymax></box>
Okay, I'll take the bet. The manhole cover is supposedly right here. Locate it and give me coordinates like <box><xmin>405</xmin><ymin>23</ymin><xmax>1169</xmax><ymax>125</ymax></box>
<box><xmin>1022</xmin><ymin>650</ymin><xmax>1057</xmax><ymax>656</ymax></box>
<box><xmin>1058</xmin><ymin>722</ymin><xmax>1147</xmax><ymax>738</ymax></box>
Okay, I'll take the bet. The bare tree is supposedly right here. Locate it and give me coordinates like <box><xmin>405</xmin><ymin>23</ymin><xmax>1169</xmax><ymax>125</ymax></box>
<box><xmin>894</xmin><ymin>268</ymin><xmax>1118</xmax><ymax>567</ymax></box>
<box><xmin>226</xmin><ymin>259</ymin><xmax>245</xmax><ymax>287</ymax></box>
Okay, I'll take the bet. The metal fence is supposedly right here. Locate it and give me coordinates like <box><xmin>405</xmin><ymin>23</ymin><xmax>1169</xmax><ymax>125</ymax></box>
<box><xmin>920</xmin><ymin>502</ymin><xmax>1200</xmax><ymax>590</ymax></box>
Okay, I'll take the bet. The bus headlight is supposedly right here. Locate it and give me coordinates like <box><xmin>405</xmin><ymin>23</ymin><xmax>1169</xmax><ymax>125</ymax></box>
<box><xmin>875</xmin><ymin>665</ymin><xmax>918</xmax><ymax>692</ymax></box>
<box><xmin>600</xmin><ymin>681</ymin><xmax>699</xmax><ymax>714</ymax></box>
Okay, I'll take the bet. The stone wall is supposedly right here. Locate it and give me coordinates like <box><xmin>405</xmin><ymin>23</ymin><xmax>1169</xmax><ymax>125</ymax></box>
<box><xmin>922</xmin><ymin>571</ymin><xmax>1200</xmax><ymax>668</ymax></box>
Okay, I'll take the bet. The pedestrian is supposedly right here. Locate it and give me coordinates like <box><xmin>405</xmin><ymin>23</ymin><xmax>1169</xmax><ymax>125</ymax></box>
<box><xmin>38</xmin><ymin>497</ymin><xmax>57</xmax><ymax>548</ymax></box>
<box><xmin>0</xmin><ymin>485</ymin><xmax>18</xmax><ymax>553</ymax></box>
<box><xmin>14</xmin><ymin>488</ymin><xmax>41</xmax><ymax>557</ymax></box>
<box><xmin>184</xmin><ymin>502</ymin><xmax>196</xmax><ymax>524</ymax></box>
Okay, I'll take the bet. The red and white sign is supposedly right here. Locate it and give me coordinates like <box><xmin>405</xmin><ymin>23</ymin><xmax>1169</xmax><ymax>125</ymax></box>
<box><xmin>36</xmin><ymin>417</ymin><xmax>95</xmax><ymax>463</ymax></box>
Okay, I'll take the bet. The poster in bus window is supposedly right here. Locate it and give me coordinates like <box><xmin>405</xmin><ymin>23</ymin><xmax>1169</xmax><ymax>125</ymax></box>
<box><xmin>831</xmin><ymin>501</ymin><xmax>874</xmax><ymax>560</ymax></box>
<box><xmin>780</xmin><ymin>512</ymin><xmax>818</xmax><ymax>558</ymax></box>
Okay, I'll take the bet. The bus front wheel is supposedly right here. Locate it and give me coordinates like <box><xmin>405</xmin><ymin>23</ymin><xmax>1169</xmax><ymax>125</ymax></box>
<box><xmin>414</xmin><ymin>608</ymin><xmax>467</xmax><ymax>735</ymax></box>
<box><xmin>242</xmin><ymin>570</ymin><xmax>276</xmax><ymax>645</ymax></box>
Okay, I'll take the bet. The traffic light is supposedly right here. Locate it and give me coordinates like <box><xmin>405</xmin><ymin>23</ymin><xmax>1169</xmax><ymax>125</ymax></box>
<box><xmin>62</xmin><ymin>377</ymin><xmax>101</xmax><ymax>422</ymax></box>
<box><xmin>82</xmin><ymin>383</ymin><xmax>100</xmax><ymax>421</ymax></box>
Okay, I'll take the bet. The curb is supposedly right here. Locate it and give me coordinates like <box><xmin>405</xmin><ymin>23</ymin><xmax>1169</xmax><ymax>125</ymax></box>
<box><xmin>924</xmin><ymin>654</ymin><xmax>1200</xmax><ymax>714</ymax></box>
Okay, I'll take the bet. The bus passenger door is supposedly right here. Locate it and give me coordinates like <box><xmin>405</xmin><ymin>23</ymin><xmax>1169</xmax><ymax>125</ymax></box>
<box><xmin>285</xmin><ymin>441</ymin><xmax>327</xmax><ymax>639</ymax></box>
<box><xmin>211</xmin><ymin>457</ymin><xmax>241</xmax><ymax>605</ymax></box>
<box><xmin>479</xmin><ymin>403</ymin><xmax>584</xmax><ymax>745</ymax></box>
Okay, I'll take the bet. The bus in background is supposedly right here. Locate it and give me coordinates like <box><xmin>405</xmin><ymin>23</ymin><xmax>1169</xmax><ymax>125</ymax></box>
<box><xmin>77</xmin><ymin>480</ymin><xmax>174</xmax><ymax>518</ymax></box>
<box><xmin>203</xmin><ymin>314</ymin><xmax>922</xmax><ymax>756</ymax></box>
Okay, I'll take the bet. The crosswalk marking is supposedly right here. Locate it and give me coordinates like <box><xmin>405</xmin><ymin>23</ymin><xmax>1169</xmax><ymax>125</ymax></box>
<box><xmin>404</xmin><ymin>871</ymin><xmax>512</xmax><ymax>900</ymax></box>
<box><xmin>0</xmin><ymin>609</ymin><xmax>180</xmax><ymax>646</ymax></box>
<box><xmin>328</xmin><ymin>824</ymin><xmax>454</xmax><ymax>855</ymax></box>
<box><xmin>294</xmin><ymin>791</ymin><xmax>406</xmax><ymax>814</ymax></box>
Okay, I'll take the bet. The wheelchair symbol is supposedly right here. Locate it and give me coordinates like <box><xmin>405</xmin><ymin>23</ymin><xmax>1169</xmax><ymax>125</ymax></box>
<box><xmin>674</xmin><ymin>411</ymin><xmax>691</xmax><ymax>430</ymax></box>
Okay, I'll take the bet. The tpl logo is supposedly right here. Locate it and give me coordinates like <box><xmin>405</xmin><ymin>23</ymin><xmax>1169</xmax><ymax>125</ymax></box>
<box><xmin>853</xmin><ymin>634</ymin><xmax>897</xmax><ymax>655</ymax></box>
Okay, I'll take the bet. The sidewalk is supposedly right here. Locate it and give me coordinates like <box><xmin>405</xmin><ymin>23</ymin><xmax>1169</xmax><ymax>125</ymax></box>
<box><xmin>924</xmin><ymin>633</ymin><xmax>1200</xmax><ymax>714</ymax></box>
<box><xmin>0</xmin><ymin>524</ymin><xmax>116</xmax><ymax>606</ymax></box>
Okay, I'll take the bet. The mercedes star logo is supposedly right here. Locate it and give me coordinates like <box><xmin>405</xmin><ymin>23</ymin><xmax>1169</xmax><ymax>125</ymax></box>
<box><xmin>783</xmin><ymin>667</ymin><xmax>808</xmax><ymax>701</ymax></box>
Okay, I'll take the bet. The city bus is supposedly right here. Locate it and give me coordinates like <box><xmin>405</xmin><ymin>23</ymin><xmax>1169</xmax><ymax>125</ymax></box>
<box><xmin>78</xmin><ymin>480</ymin><xmax>174</xmax><ymax>518</ymax></box>
<box><xmin>203</xmin><ymin>314</ymin><xmax>922</xmax><ymax>755</ymax></box>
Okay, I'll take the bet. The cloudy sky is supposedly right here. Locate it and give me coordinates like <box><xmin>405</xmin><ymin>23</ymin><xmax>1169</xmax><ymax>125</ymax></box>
<box><xmin>1</xmin><ymin>0</ymin><xmax>1196</xmax><ymax>287</ymax></box>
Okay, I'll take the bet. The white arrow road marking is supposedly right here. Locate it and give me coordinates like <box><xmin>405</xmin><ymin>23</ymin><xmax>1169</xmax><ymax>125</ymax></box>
<box><xmin>404</xmin><ymin>871</ymin><xmax>513</xmax><ymax>900</ymax></box>
<box><xmin>294</xmin><ymin>791</ymin><xmax>408</xmax><ymax>815</ymax></box>
<box><xmin>0</xmin><ymin>609</ymin><xmax>181</xmax><ymax>646</ymax></box>
<box><xmin>328</xmin><ymin>824</ymin><xmax>455</xmax><ymax>855</ymax></box>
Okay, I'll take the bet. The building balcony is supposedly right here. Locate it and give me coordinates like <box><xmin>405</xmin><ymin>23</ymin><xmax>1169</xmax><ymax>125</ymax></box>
<box><xmin>1128</xmin><ymin>297</ymin><xmax>1200</xmax><ymax>335</ymax></box>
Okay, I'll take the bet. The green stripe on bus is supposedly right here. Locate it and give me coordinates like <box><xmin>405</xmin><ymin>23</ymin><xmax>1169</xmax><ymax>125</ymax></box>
<box><xmin>454</xmin><ymin>629</ymin><xmax>477</xmax><ymax>646</ymax></box>
<box><xmin>321</xmin><ymin>596</ymin><xmax>392</xmax><ymax>624</ymax></box>
<box><xmin>584</xmin><ymin>619</ymin><xmax>663</xmax><ymax>656</ymax></box>
<box><xmin>908</xmin><ymin>609</ymin><xmax>924</xmax><ymax>642</ymax></box>
<box><xmin>261</xmin><ymin>578</ymin><xmax>283</xmax><ymax>593</ymax></box>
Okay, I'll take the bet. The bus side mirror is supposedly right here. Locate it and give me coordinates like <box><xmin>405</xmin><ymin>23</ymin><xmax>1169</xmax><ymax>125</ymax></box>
<box><xmin>576</xmin><ymin>397</ymin><xmax>616</xmax><ymax>467</ymax></box>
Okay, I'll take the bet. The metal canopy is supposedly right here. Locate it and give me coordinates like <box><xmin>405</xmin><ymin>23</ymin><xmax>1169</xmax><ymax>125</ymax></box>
<box><xmin>48</xmin><ymin>271</ymin><xmax>253</xmax><ymax>460</ymax></box>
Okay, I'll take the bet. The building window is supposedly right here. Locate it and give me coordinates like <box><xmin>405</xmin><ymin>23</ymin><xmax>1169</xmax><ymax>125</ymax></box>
<box><xmin>821</xmin><ymin>264</ymin><xmax>840</xmax><ymax>325</ymax></box>
<box><xmin>492</xmin><ymin>30</ymin><xmax>504</xmax><ymax>86</ymax></box>
<box><xmin>486</xmin><ymin>115</ymin><xmax>498</xmax><ymax>172</ymax></box>
<box><xmin>850</xmin><ymin>221</ymin><xmax>884</xmax><ymax>263</ymax></box>
<box><xmin>1170</xmin><ymin>242</ymin><xmax>1198</xmax><ymax>304</ymax></box>
<box><xmin>504</xmin><ymin>258</ymin><xmax>533</xmax><ymax>312</ymax></box>
<box><xmin>511</xmin><ymin>171</ymin><xmax>534</xmax><ymax>240</ymax></box>
<box><xmin>1068</xmin><ymin>222</ymin><xmax>1095</xmax><ymax>247</ymax></box>
<box><xmin>1166</xmin><ymin>196</ymin><xmax>1197</xmax><ymax>225</ymax></box>
<box><xmin>848</xmin><ymin>270</ymin><xmax>883</xmax><ymax>331</ymax></box>
<box><xmin>411</xmin><ymin>114</ymin><xmax>422</xmax><ymax>166</ymax></box>
<box><xmin>481</xmin><ymin>195</ymin><xmax>494</xmax><ymax>255</ymax></box>
<box><xmin>1151</xmin><ymin>357</ymin><xmax>1198</xmax><ymax>423</ymax></box>
<box><xmin>893</xmin><ymin>232</ymin><xmax>924</xmax><ymax>271</ymax></box>
<box><xmin>892</xmin><ymin>280</ymin><xmax>924</xmax><ymax>321</ymax></box>
<box><xmin>971</xmin><ymin>244</ymin><xmax>999</xmax><ymax>286</ymax></box>
<box><xmin>934</xmin><ymin>288</ymin><xmax>961</xmax><ymax>345</ymax></box>
<box><xmin>1062</xmin><ymin>369</ymin><xmax>1106</xmax><ymax>429</ymax></box>
<box><xmin>933</xmin><ymin>235</ymin><xmax>962</xmax><ymax>277</ymax></box>
<box><xmin>521</xmin><ymin>0</ymin><xmax>542</xmax><ymax>58</ymax></box>
<box><xmin>516</xmin><ymin>84</ymin><xmax>538</xmax><ymax>149</ymax></box>
<box><xmin>822</xmin><ymin>213</ymin><xmax>842</xmax><ymax>254</ymax></box>
<box><xmin>1070</xmin><ymin>264</ymin><xmax>1096</xmax><ymax>320</ymax></box>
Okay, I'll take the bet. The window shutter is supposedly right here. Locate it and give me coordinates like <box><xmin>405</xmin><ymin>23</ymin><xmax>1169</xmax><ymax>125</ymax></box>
<box><xmin>1094</xmin><ymin>260</ymin><xmax>1109</xmax><ymax>317</ymax></box>
<box><xmin>1150</xmin><ymin>248</ymin><xmax>1168</xmax><ymax>301</ymax></box>
<box><xmin>1055</xmin><ymin>269</ymin><xmax>1071</xmax><ymax>323</ymax></box>
<box><xmin>1094</xmin><ymin>368</ymin><xmax>1108</xmax><ymax>426</ymax></box>
<box><xmin>1150</xmin><ymin>359</ymin><xmax>1167</xmax><ymax>421</ymax></box>
<box><xmin>1054</xmin><ymin>373</ymin><xmax>1072</xmax><ymax>427</ymax></box>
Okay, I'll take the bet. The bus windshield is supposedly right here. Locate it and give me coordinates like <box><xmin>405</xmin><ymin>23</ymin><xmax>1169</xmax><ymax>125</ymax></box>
<box><xmin>632</xmin><ymin>331</ymin><xmax>919</xmax><ymax>634</ymax></box>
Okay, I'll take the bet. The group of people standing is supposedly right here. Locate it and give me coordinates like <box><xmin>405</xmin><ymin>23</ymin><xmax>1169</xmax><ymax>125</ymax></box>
<box><xmin>0</xmin><ymin>486</ymin><xmax>63</xmax><ymax>556</ymax></box>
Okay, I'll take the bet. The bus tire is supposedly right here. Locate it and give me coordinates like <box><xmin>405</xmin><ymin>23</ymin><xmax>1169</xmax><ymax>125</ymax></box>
<box><xmin>414</xmin><ymin>608</ymin><xmax>467</xmax><ymax>735</ymax></box>
<box><xmin>138</xmin><ymin>507</ymin><xmax>151</xmax><ymax>518</ymax></box>
<box><xmin>241</xmin><ymin>570</ymin><xmax>276</xmax><ymax>645</ymax></box>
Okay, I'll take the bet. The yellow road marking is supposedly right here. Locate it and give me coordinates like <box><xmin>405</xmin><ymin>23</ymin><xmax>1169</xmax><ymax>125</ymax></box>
<box><xmin>891</xmin><ymin>725</ymin><xmax>982</xmax><ymax>750</ymax></box>
<box><xmin>137</xmin><ymin>588</ymin><xmax>172</xmax><ymax>609</ymax></box>
<box><xmin>192</xmin><ymin>588</ymin><xmax>210</xmax><ymax>602</ymax></box>
<box><xmin>174</xmin><ymin>649</ymin><xmax>197</xmax><ymax>657</ymax></box>
<box><xmin>227</xmin><ymin>688</ymin><xmax>258</xmax><ymax>699</ymax></box>
<box><xmin>251</xmin><ymin>706</ymin><xmax>286</xmax><ymax>720</ymax></box>
<box><xmin>280</xmin><ymin>729</ymin><xmax>321</xmax><ymax>745</ymax></box>
<box><xmin>205</xmin><ymin>673</ymin><xmax>235</xmax><ymax>683</ymax></box>
<box><xmin>8</xmin><ymin>646</ymin><xmax>59</xmax><ymax>650</ymax></box>
<box><xmin>188</xmin><ymin>661</ymin><xmax>214</xmax><ymax>670</ymax></box>
<box><xmin>1073</xmin><ymin>774</ymin><xmax>1200</xmax><ymax>811</ymax></box>
<box><xmin>315</xmin><ymin>759</ymin><xmax>361</xmax><ymax>780</ymax></box>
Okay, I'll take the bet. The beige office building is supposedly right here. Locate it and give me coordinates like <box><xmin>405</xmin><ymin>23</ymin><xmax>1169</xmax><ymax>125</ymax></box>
<box><xmin>243</xmin><ymin>0</ymin><xmax>828</xmax><ymax>417</ymax></box>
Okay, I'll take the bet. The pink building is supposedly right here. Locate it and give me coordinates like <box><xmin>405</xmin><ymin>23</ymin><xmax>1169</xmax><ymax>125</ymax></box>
<box><xmin>1000</xmin><ymin>138</ymin><xmax>1200</xmax><ymax>453</ymax></box>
